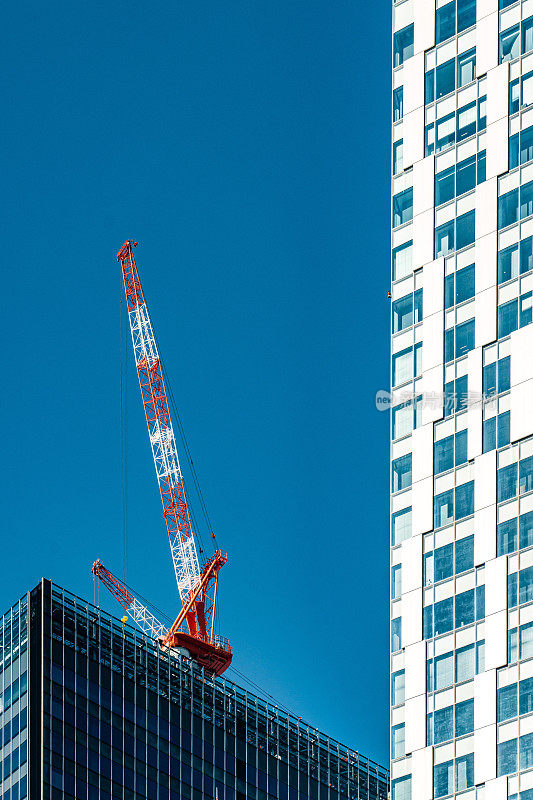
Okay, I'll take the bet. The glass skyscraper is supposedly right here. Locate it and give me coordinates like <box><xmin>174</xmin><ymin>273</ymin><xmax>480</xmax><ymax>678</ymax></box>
<box><xmin>0</xmin><ymin>579</ymin><xmax>388</xmax><ymax>800</ymax></box>
<box><xmin>391</xmin><ymin>1</ymin><xmax>533</xmax><ymax>798</ymax></box>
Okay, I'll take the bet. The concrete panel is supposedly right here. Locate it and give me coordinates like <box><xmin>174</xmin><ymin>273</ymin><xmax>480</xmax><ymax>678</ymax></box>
<box><xmin>477</xmin><ymin>0</ymin><xmax>498</xmax><ymax>20</ymax></box>
<box><xmin>487</xmin><ymin>63</ymin><xmax>509</xmax><ymax>125</ymax></box>
<box><xmin>475</xmin><ymin>232</ymin><xmax>497</xmax><ymax>293</ymax></box>
<box><xmin>422</xmin><ymin>311</ymin><xmax>444</xmax><ymax>371</ymax></box>
<box><xmin>402</xmin><ymin>588</ymin><xmax>422</xmax><ymax>648</ymax></box>
<box><xmin>422</xmin><ymin>257</ymin><xmax>444</xmax><ymax>317</ymax></box>
<box><xmin>402</xmin><ymin>534</ymin><xmax>423</xmax><ymax>594</ymax></box>
<box><xmin>510</xmin><ymin>325</ymin><xmax>533</xmax><ymax>387</ymax></box>
<box><xmin>405</xmin><ymin>639</ymin><xmax>426</xmax><ymax>700</ymax></box>
<box><xmin>486</xmin><ymin>118</ymin><xmax>509</xmax><ymax>179</ymax></box>
<box><xmin>403</xmin><ymin>107</ymin><xmax>424</xmax><ymax>170</ymax></box>
<box><xmin>475</xmin><ymin>178</ymin><xmax>497</xmax><ymax>240</ymax></box>
<box><xmin>475</xmin><ymin>286</ymin><xmax>497</xmax><ymax>347</ymax></box>
<box><xmin>412</xmin><ymin>423</ymin><xmax>433</xmax><ymax>484</ymax></box>
<box><xmin>476</xmin><ymin>13</ymin><xmax>498</xmax><ymax>76</ymax></box>
<box><xmin>485</xmin><ymin>610</ymin><xmax>507</xmax><ymax>670</ymax></box>
<box><xmin>411</xmin><ymin>747</ymin><xmax>433</xmax><ymax>800</ymax></box>
<box><xmin>403</xmin><ymin>52</ymin><xmax>425</xmax><ymax>117</ymax></box>
<box><xmin>484</xmin><ymin>556</ymin><xmax>507</xmax><ymax>616</ymax></box>
<box><xmin>510</xmin><ymin>378</ymin><xmax>533</xmax><ymax>442</ymax></box>
<box><xmin>414</xmin><ymin>0</ymin><xmax>435</xmax><ymax>53</ymax></box>
<box><xmin>405</xmin><ymin>694</ymin><xmax>426</xmax><ymax>754</ymax></box>
<box><xmin>475</xmin><ymin>724</ymin><xmax>496</xmax><ymax>784</ymax></box>
<box><xmin>485</xmin><ymin>777</ymin><xmax>508</xmax><ymax>800</ymax></box>
<box><xmin>412</xmin><ymin>476</ymin><xmax>434</xmax><ymax>536</ymax></box>
<box><xmin>421</xmin><ymin>365</ymin><xmax>444</xmax><ymax>425</ymax></box>
<box><xmin>474</xmin><ymin>450</ymin><xmax>496</xmax><ymax>512</ymax></box>
<box><xmin>475</xmin><ymin>670</ymin><xmax>496</xmax><ymax>728</ymax></box>
<box><xmin>413</xmin><ymin>156</ymin><xmax>435</xmax><ymax>217</ymax></box>
<box><xmin>475</xmin><ymin>504</ymin><xmax>497</xmax><ymax>565</ymax></box>
<box><xmin>413</xmin><ymin>208</ymin><xmax>434</xmax><ymax>268</ymax></box>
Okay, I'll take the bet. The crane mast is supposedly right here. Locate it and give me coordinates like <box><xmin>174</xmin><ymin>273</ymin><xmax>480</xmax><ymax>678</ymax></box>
<box><xmin>92</xmin><ymin>241</ymin><xmax>231</xmax><ymax>676</ymax></box>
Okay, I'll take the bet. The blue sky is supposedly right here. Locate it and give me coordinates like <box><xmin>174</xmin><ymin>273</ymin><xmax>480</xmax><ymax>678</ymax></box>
<box><xmin>2</xmin><ymin>0</ymin><xmax>391</xmax><ymax>766</ymax></box>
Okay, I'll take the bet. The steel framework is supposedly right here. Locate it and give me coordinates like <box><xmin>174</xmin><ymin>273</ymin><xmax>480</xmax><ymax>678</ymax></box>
<box><xmin>92</xmin><ymin>241</ymin><xmax>232</xmax><ymax>676</ymax></box>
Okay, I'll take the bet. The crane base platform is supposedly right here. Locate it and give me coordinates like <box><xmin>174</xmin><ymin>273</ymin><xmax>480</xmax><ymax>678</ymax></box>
<box><xmin>166</xmin><ymin>631</ymin><xmax>233</xmax><ymax>676</ymax></box>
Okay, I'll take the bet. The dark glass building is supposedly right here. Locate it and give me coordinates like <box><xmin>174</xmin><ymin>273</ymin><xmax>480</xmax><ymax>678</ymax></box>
<box><xmin>0</xmin><ymin>580</ymin><xmax>388</xmax><ymax>800</ymax></box>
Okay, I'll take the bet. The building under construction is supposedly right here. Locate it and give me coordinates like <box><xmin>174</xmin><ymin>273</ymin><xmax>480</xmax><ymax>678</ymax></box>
<box><xmin>0</xmin><ymin>579</ymin><xmax>389</xmax><ymax>800</ymax></box>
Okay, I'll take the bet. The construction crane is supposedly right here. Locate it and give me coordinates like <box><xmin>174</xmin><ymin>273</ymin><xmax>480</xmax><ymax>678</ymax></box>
<box><xmin>92</xmin><ymin>240</ymin><xmax>232</xmax><ymax>676</ymax></box>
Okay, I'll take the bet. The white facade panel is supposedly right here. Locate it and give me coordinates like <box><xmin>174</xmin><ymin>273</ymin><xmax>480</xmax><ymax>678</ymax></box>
<box><xmin>485</xmin><ymin>777</ymin><xmax>508</xmax><ymax>800</ymax></box>
<box><xmin>487</xmin><ymin>62</ymin><xmax>509</xmax><ymax>125</ymax></box>
<box><xmin>475</xmin><ymin>232</ymin><xmax>497</xmax><ymax>293</ymax></box>
<box><xmin>511</xmin><ymin>325</ymin><xmax>533</xmax><ymax>387</ymax></box>
<box><xmin>477</xmin><ymin>0</ymin><xmax>498</xmax><ymax>20</ymax></box>
<box><xmin>402</xmin><ymin>588</ymin><xmax>422</xmax><ymax>648</ymax></box>
<box><xmin>411</xmin><ymin>748</ymin><xmax>433</xmax><ymax>800</ymax></box>
<box><xmin>474</xmin><ymin>450</ymin><xmax>496</xmax><ymax>512</ymax></box>
<box><xmin>413</xmin><ymin>156</ymin><xmax>434</xmax><ymax>217</ymax></box>
<box><xmin>476</xmin><ymin>12</ymin><xmax>498</xmax><ymax>76</ymax></box>
<box><xmin>484</xmin><ymin>610</ymin><xmax>507</xmax><ymax>670</ymax></box>
<box><xmin>474</xmin><ymin>725</ymin><xmax>497</xmax><ymax>784</ymax></box>
<box><xmin>403</xmin><ymin>107</ymin><xmax>424</xmax><ymax>170</ymax></box>
<box><xmin>405</xmin><ymin>640</ymin><xmax>426</xmax><ymax>700</ymax></box>
<box><xmin>402</xmin><ymin>534</ymin><xmax>422</xmax><ymax>594</ymax></box>
<box><xmin>422</xmin><ymin>257</ymin><xmax>443</xmax><ymax>317</ymax></box>
<box><xmin>475</xmin><ymin>178</ymin><xmax>497</xmax><ymax>241</ymax></box>
<box><xmin>404</xmin><ymin>694</ymin><xmax>426</xmax><ymax>754</ymax></box>
<box><xmin>412</xmin><ymin>476</ymin><xmax>433</xmax><ymax>536</ymax></box>
<box><xmin>421</xmin><ymin>365</ymin><xmax>444</xmax><ymax>425</ymax></box>
<box><xmin>413</xmin><ymin>208</ymin><xmax>434</xmax><ymax>268</ymax></box>
<box><xmin>484</xmin><ymin>556</ymin><xmax>507</xmax><ymax>616</ymax></box>
<box><xmin>475</xmin><ymin>504</ymin><xmax>497</xmax><ymax>565</ymax></box>
<box><xmin>421</xmin><ymin>311</ymin><xmax>443</xmax><ymax>371</ymax></box>
<box><xmin>411</xmin><ymin>424</ymin><xmax>433</xmax><ymax>483</ymax></box>
<box><xmin>475</xmin><ymin>286</ymin><xmax>497</xmax><ymax>348</ymax></box>
<box><xmin>403</xmin><ymin>53</ymin><xmax>424</xmax><ymax>117</ymax></box>
<box><xmin>510</xmin><ymin>378</ymin><xmax>533</xmax><ymax>442</ymax></box>
<box><xmin>414</xmin><ymin>0</ymin><xmax>435</xmax><ymax>53</ymax></box>
<box><xmin>475</xmin><ymin>670</ymin><xmax>496</xmax><ymax>728</ymax></box>
<box><xmin>486</xmin><ymin>117</ymin><xmax>509</xmax><ymax>179</ymax></box>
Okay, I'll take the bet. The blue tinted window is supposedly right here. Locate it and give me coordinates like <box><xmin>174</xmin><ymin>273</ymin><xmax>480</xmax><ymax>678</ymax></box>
<box><xmin>455</xmin><ymin>535</ymin><xmax>474</xmax><ymax>573</ymax></box>
<box><xmin>521</xmin><ymin>126</ymin><xmax>533</xmax><ymax>164</ymax></box>
<box><xmin>393</xmin><ymin>294</ymin><xmax>413</xmax><ymax>332</ymax></box>
<box><xmin>457</xmin><ymin>101</ymin><xmax>476</xmax><ymax>140</ymax></box>
<box><xmin>455</xmin><ymin>481</ymin><xmax>474</xmax><ymax>519</ymax></box>
<box><xmin>455</xmin><ymin>589</ymin><xmax>475</xmax><ymax>627</ymax></box>
<box><xmin>457</xmin><ymin>0</ymin><xmax>475</xmax><ymax>31</ymax></box>
<box><xmin>498</xmin><ymin>684</ymin><xmax>518</xmax><ymax>722</ymax></box>
<box><xmin>478</xmin><ymin>150</ymin><xmax>486</xmax><ymax>182</ymax></box>
<box><xmin>435</xmin><ymin>219</ymin><xmax>455</xmax><ymax>257</ymax></box>
<box><xmin>498</xmin><ymin>462</ymin><xmax>518</xmax><ymax>502</ymax></box>
<box><xmin>434</xmin><ymin>706</ymin><xmax>453</xmax><ymax>744</ymax></box>
<box><xmin>520</xmin><ymin>677</ymin><xmax>533</xmax><ymax>714</ymax></box>
<box><xmin>510</xmin><ymin>132</ymin><xmax>520</xmax><ymax>168</ymax></box>
<box><xmin>498</xmin><ymin>298</ymin><xmax>518</xmax><ymax>338</ymax></box>
<box><xmin>391</xmin><ymin>618</ymin><xmax>402</xmax><ymax>651</ymax></box>
<box><xmin>499</xmin><ymin>356</ymin><xmax>511</xmax><ymax>392</ymax></box>
<box><xmin>499</xmin><ymin>188</ymin><xmax>519</xmax><ymax>229</ymax></box>
<box><xmin>435</xmin><ymin>166</ymin><xmax>455</xmax><ymax>206</ymax></box>
<box><xmin>435</xmin><ymin>436</ymin><xmax>454</xmax><ymax>474</ymax></box>
<box><xmin>393</xmin><ymin>86</ymin><xmax>403</xmax><ymax>122</ymax></box>
<box><xmin>520</xmin><ymin>511</ymin><xmax>533</xmax><ymax>549</ymax></box>
<box><xmin>435</xmin><ymin>489</ymin><xmax>454</xmax><ymax>527</ymax></box>
<box><xmin>498</xmin><ymin>243</ymin><xmax>519</xmax><ymax>283</ymax></box>
<box><xmin>509</xmin><ymin>573</ymin><xmax>518</xmax><ymax>608</ymax></box>
<box><xmin>394</xmin><ymin>25</ymin><xmax>414</xmax><ymax>67</ymax></box>
<box><xmin>521</xmin><ymin>180</ymin><xmax>533</xmax><ymax>219</ymax></box>
<box><xmin>434</xmin><ymin>597</ymin><xmax>454</xmax><ymax>635</ymax></box>
<box><xmin>520</xmin><ymin>732</ymin><xmax>533</xmax><ymax>770</ymax></box>
<box><xmin>455</xmin><ymin>699</ymin><xmax>474</xmax><ymax>736</ymax></box>
<box><xmin>498</xmin><ymin>518</ymin><xmax>518</xmax><ymax>555</ymax></box>
<box><xmin>425</xmin><ymin>69</ymin><xmax>435</xmax><ymax>104</ymax></box>
<box><xmin>455</xmin><ymin>430</ymin><xmax>467</xmax><ymax>465</ymax></box>
<box><xmin>436</xmin><ymin>59</ymin><xmax>455</xmax><ymax>98</ymax></box>
<box><xmin>436</xmin><ymin>2</ymin><xmax>456</xmax><ymax>43</ymax></box>
<box><xmin>483</xmin><ymin>362</ymin><xmax>497</xmax><ymax>397</ymax></box>
<box><xmin>437</xmin><ymin>111</ymin><xmax>456</xmax><ymax>151</ymax></box>
<box><xmin>435</xmin><ymin>543</ymin><xmax>454</xmax><ymax>581</ymax></box>
<box><xmin>455</xmin><ymin>319</ymin><xmax>475</xmax><ymax>357</ymax></box>
<box><xmin>521</xmin><ymin>291</ymin><xmax>533</xmax><ymax>327</ymax></box>
<box><xmin>498</xmin><ymin>739</ymin><xmax>518</xmax><ymax>776</ymax></box>
<box><xmin>521</xmin><ymin>456</ymin><xmax>533</xmax><ymax>495</ymax></box>
<box><xmin>500</xmin><ymin>25</ymin><xmax>520</xmax><ymax>62</ymax></box>
<box><xmin>455</xmin><ymin>263</ymin><xmax>475</xmax><ymax>302</ymax></box>
<box><xmin>392</xmin><ymin>240</ymin><xmax>413</xmax><ymax>280</ymax></box>
<box><xmin>456</xmin><ymin>156</ymin><xmax>476</xmax><ymax>196</ymax></box>
<box><xmin>392</xmin><ymin>453</ymin><xmax>412</xmax><ymax>492</ymax></box>
<box><xmin>523</xmin><ymin>16</ymin><xmax>533</xmax><ymax>54</ymax></box>
<box><xmin>456</xmin><ymin>210</ymin><xmax>475</xmax><ymax>250</ymax></box>
<box><xmin>457</xmin><ymin>48</ymin><xmax>476</xmax><ymax>87</ymax></box>
<box><xmin>393</xmin><ymin>187</ymin><xmax>413</xmax><ymax>227</ymax></box>
<box><xmin>445</xmin><ymin>273</ymin><xmax>454</xmax><ymax>309</ymax></box>
<box><xmin>521</xmin><ymin>236</ymin><xmax>533</xmax><ymax>273</ymax></box>
<box><xmin>434</xmin><ymin>761</ymin><xmax>454</xmax><ymax>798</ymax></box>
<box><xmin>393</xmin><ymin>140</ymin><xmax>403</xmax><ymax>174</ymax></box>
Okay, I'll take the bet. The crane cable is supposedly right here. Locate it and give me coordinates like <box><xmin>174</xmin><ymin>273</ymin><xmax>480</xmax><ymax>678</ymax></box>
<box><xmin>120</xmin><ymin>278</ymin><xmax>128</xmax><ymax>581</ymax></box>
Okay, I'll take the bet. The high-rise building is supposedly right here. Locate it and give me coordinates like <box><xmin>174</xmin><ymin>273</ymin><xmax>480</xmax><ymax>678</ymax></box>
<box><xmin>391</xmin><ymin>2</ymin><xmax>533</xmax><ymax>798</ymax></box>
<box><xmin>0</xmin><ymin>580</ymin><xmax>388</xmax><ymax>800</ymax></box>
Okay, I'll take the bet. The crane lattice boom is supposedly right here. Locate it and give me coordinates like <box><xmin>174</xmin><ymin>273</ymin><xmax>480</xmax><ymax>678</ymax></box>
<box><xmin>117</xmin><ymin>240</ymin><xmax>201</xmax><ymax>604</ymax></box>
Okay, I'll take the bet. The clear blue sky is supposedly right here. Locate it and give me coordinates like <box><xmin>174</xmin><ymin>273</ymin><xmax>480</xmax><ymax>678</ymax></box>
<box><xmin>2</xmin><ymin>0</ymin><xmax>391</xmax><ymax>767</ymax></box>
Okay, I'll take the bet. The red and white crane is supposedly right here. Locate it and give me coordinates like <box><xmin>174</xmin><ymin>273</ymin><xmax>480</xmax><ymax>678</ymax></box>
<box><xmin>92</xmin><ymin>240</ymin><xmax>232</xmax><ymax>676</ymax></box>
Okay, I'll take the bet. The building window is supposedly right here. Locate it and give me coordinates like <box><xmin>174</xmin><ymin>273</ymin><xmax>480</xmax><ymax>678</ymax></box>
<box><xmin>391</xmin><ymin>670</ymin><xmax>405</xmax><ymax>705</ymax></box>
<box><xmin>393</xmin><ymin>187</ymin><xmax>413</xmax><ymax>228</ymax></box>
<box><xmin>392</xmin><ymin>507</ymin><xmax>412</xmax><ymax>545</ymax></box>
<box><xmin>392</xmin><ymin>453</ymin><xmax>412</xmax><ymax>492</ymax></box>
<box><xmin>394</xmin><ymin>25</ymin><xmax>414</xmax><ymax>67</ymax></box>
<box><xmin>391</xmin><ymin>617</ymin><xmax>402</xmax><ymax>651</ymax></box>
<box><xmin>445</xmin><ymin>263</ymin><xmax>475</xmax><ymax>307</ymax></box>
<box><xmin>436</xmin><ymin>58</ymin><xmax>455</xmax><ymax>99</ymax></box>
<box><xmin>483</xmin><ymin>411</ymin><xmax>510</xmax><ymax>452</ymax></box>
<box><xmin>392</xmin><ymin>564</ymin><xmax>402</xmax><ymax>599</ymax></box>
<box><xmin>391</xmin><ymin>775</ymin><xmax>411</xmax><ymax>800</ymax></box>
<box><xmin>436</xmin><ymin>0</ymin><xmax>476</xmax><ymax>44</ymax></box>
<box><xmin>445</xmin><ymin>318</ymin><xmax>475</xmax><ymax>362</ymax></box>
<box><xmin>498</xmin><ymin>243</ymin><xmax>519</xmax><ymax>282</ymax></box>
<box><xmin>391</xmin><ymin>724</ymin><xmax>405</xmax><ymax>759</ymax></box>
<box><xmin>435</xmin><ymin>211</ymin><xmax>475</xmax><ymax>257</ymax></box>
<box><xmin>392</xmin><ymin>289</ymin><xmax>423</xmax><ymax>332</ymax></box>
<box><xmin>500</xmin><ymin>25</ymin><xmax>520</xmax><ymax>62</ymax></box>
<box><xmin>393</xmin><ymin>86</ymin><xmax>404</xmax><ymax>122</ymax></box>
<box><xmin>393</xmin><ymin>139</ymin><xmax>403</xmax><ymax>174</ymax></box>
<box><xmin>457</xmin><ymin>48</ymin><xmax>476</xmax><ymax>87</ymax></box>
<box><xmin>498</xmin><ymin>188</ymin><xmax>519</xmax><ymax>229</ymax></box>
<box><xmin>392</xmin><ymin>239</ymin><xmax>412</xmax><ymax>280</ymax></box>
<box><xmin>498</xmin><ymin>739</ymin><xmax>518</xmax><ymax>776</ymax></box>
<box><xmin>434</xmin><ymin>430</ymin><xmax>468</xmax><ymax>474</ymax></box>
<box><xmin>444</xmin><ymin>374</ymin><xmax>468</xmax><ymax>416</ymax></box>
